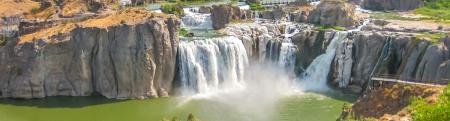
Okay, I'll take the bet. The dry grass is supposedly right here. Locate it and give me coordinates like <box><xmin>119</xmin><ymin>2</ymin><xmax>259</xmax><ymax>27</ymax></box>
<box><xmin>351</xmin><ymin>84</ymin><xmax>443</xmax><ymax>120</ymax></box>
<box><xmin>0</xmin><ymin>0</ymin><xmax>40</xmax><ymax>17</ymax></box>
<box><xmin>60</xmin><ymin>0</ymin><xmax>88</xmax><ymax>18</ymax></box>
<box><xmin>81</xmin><ymin>8</ymin><xmax>167</xmax><ymax>28</ymax></box>
<box><xmin>19</xmin><ymin>8</ymin><xmax>169</xmax><ymax>43</ymax></box>
<box><xmin>19</xmin><ymin>23</ymin><xmax>76</xmax><ymax>44</ymax></box>
<box><xmin>25</xmin><ymin>5</ymin><xmax>58</xmax><ymax>21</ymax></box>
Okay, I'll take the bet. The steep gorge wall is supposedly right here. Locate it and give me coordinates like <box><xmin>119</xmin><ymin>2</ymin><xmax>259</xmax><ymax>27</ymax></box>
<box><xmin>329</xmin><ymin>31</ymin><xmax>450</xmax><ymax>91</ymax></box>
<box><xmin>0</xmin><ymin>17</ymin><xmax>180</xmax><ymax>99</ymax></box>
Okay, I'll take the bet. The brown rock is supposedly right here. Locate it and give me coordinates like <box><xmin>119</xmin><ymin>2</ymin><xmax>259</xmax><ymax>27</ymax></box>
<box><xmin>308</xmin><ymin>0</ymin><xmax>360</xmax><ymax>28</ymax></box>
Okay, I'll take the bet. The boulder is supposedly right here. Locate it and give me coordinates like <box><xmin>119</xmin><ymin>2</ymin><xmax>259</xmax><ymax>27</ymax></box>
<box><xmin>308</xmin><ymin>0</ymin><xmax>360</xmax><ymax>28</ymax></box>
<box><xmin>211</xmin><ymin>4</ymin><xmax>253</xmax><ymax>30</ymax></box>
<box><xmin>198</xmin><ymin>6</ymin><xmax>212</xmax><ymax>13</ymax></box>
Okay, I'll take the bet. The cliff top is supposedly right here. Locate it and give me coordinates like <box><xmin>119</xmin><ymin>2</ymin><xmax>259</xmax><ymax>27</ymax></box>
<box><xmin>0</xmin><ymin>0</ymin><xmax>39</xmax><ymax>17</ymax></box>
<box><xmin>19</xmin><ymin>8</ymin><xmax>170</xmax><ymax>43</ymax></box>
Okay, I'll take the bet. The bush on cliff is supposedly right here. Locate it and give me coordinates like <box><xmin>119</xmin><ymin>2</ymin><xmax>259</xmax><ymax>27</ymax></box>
<box><xmin>0</xmin><ymin>36</ymin><xmax>6</xmax><ymax>46</ymax></box>
<box><xmin>316</xmin><ymin>25</ymin><xmax>346</xmax><ymax>31</ymax></box>
<box><xmin>410</xmin><ymin>84</ymin><xmax>450</xmax><ymax>121</ymax></box>
<box><xmin>179</xmin><ymin>28</ymin><xmax>189</xmax><ymax>36</ymax></box>
<box><xmin>415</xmin><ymin>33</ymin><xmax>447</xmax><ymax>44</ymax></box>
<box><xmin>161</xmin><ymin>3</ymin><xmax>184</xmax><ymax>16</ymax></box>
<box><xmin>250</xmin><ymin>3</ymin><xmax>265</xmax><ymax>11</ymax></box>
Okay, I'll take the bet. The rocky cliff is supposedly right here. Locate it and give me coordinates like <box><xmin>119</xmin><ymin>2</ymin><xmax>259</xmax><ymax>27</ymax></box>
<box><xmin>211</xmin><ymin>4</ymin><xmax>253</xmax><ymax>30</ymax></box>
<box><xmin>0</xmin><ymin>9</ymin><xmax>180</xmax><ymax>99</ymax></box>
<box><xmin>308</xmin><ymin>0</ymin><xmax>361</xmax><ymax>28</ymax></box>
<box><xmin>328</xmin><ymin>31</ymin><xmax>450</xmax><ymax>92</ymax></box>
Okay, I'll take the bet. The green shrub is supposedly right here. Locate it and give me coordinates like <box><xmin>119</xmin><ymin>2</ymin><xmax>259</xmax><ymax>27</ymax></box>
<box><xmin>410</xmin><ymin>84</ymin><xmax>450</xmax><ymax>121</ymax></box>
<box><xmin>0</xmin><ymin>36</ymin><xmax>6</xmax><ymax>46</ymax></box>
<box><xmin>415</xmin><ymin>33</ymin><xmax>447</xmax><ymax>44</ymax></box>
<box><xmin>415</xmin><ymin>0</ymin><xmax>450</xmax><ymax>21</ymax></box>
<box><xmin>179</xmin><ymin>28</ymin><xmax>189</xmax><ymax>36</ymax></box>
<box><xmin>111</xmin><ymin>2</ymin><xmax>121</xmax><ymax>10</ymax></box>
<box><xmin>250</xmin><ymin>3</ymin><xmax>265</xmax><ymax>11</ymax></box>
<box><xmin>316</xmin><ymin>25</ymin><xmax>346</xmax><ymax>31</ymax></box>
<box><xmin>161</xmin><ymin>3</ymin><xmax>185</xmax><ymax>16</ymax></box>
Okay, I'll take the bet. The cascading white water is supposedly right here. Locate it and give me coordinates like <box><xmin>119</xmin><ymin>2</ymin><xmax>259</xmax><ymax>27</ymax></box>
<box><xmin>278</xmin><ymin>23</ymin><xmax>300</xmax><ymax>73</ymax></box>
<box><xmin>181</xmin><ymin>8</ymin><xmax>213</xmax><ymax>29</ymax></box>
<box><xmin>177</xmin><ymin>36</ymin><xmax>248</xmax><ymax>95</ymax></box>
<box><xmin>298</xmin><ymin>31</ymin><xmax>348</xmax><ymax>91</ymax></box>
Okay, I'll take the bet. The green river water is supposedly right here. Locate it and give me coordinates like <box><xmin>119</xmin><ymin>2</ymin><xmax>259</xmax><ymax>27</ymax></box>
<box><xmin>0</xmin><ymin>91</ymin><xmax>356</xmax><ymax>121</ymax></box>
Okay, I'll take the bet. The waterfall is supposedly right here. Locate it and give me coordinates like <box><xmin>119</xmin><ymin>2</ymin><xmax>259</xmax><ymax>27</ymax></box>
<box><xmin>266</xmin><ymin>40</ymin><xmax>281</xmax><ymax>62</ymax></box>
<box><xmin>298</xmin><ymin>31</ymin><xmax>348</xmax><ymax>91</ymax></box>
<box><xmin>366</xmin><ymin>37</ymin><xmax>393</xmax><ymax>90</ymax></box>
<box><xmin>278</xmin><ymin>24</ymin><xmax>300</xmax><ymax>73</ymax></box>
<box><xmin>254</xmin><ymin>11</ymin><xmax>261</xmax><ymax>22</ymax></box>
<box><xmin>177</xmin><ymin>36</ymin><xmax>248</xmax><ymax>95</ymax></box>
<box><xmin>181</xmin><ymin>8</ymin><xmax>213</xmax><ymax>29</ymax></box>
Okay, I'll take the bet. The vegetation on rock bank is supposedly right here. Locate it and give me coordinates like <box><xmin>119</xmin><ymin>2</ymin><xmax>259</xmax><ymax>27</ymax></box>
<box><xmin>339</xmin><ymin>84</ymin><xmax>443</xmax><ymax>121</ymax></box>
<box><xmin>161</xmin><ymin>3</ymin><xmax>185</xmax><ymax>16</ymax></box>
<box><xmin>410</xmin><ymin>84</ymin><xmax>450</xmax><ymax>121</ymax></box>
<box><xmin>415</xmin><ymin>33</ymin><xmax>448</xmax><ymax>44</ymax></box>
<box><xmin>415</xmin><ymin>0</ymin><xmax>450</xmax><ymax>21</ymax></box>
<box><xmin>249</xmin><ymin>3</ymin><xmax>265</xmax><ymax>11</ymax></box>
<box><xmin>316</xmin><ymin>25</ymin><xmax>346</xmax><ymax>31</ymax></box>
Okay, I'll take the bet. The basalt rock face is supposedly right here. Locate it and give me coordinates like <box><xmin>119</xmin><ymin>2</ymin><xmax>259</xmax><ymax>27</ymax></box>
<box><xmin>329</xmin><ymin>31</ymin><xmax>450</xmax><ymax>89</ymax></box>
<box><xmin>308</xmin><ymin>0</ymin><xmax>360</xmax><ymax>28</ymax></box>
<box><xmin>0</xmin><ymin>17</ymin><xmax>180</xmax><ymax>99</ymax></box>
<box><xmin>211</xmin><ymin>4</ymin><xmax>253</xmax><ymax>30</ymax></box>
<box><xmin>223</xmin><ymin>23</ymin><xmax>283</xmax><ymax>61</ymax></box>
<box><xmin>362</xmin><ymin>0</ymin><xmax>424</xmax><ymax>11</ymax></box>
<box><xmin>292</xmin><ymin>30</ymin><xmax>334</xmax><ymax>72</ymax></box>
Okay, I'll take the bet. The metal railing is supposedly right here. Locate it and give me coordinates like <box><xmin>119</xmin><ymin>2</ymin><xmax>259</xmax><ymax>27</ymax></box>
<box><xmin>371</xmin><ymin>73</ymin><xmax>449</xmax><ymax>87</ymax></box>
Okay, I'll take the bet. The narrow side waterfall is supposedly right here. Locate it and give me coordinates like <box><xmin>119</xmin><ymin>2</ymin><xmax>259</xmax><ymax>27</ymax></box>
<box><xmin>298</xmin><ymin>31</ymin><xmax>348</xmax><ymax>91</ymax></box>
<box><xmin>177</xmin><ymin>36</ymin><xmax>248</xmax><ymax>95</ymax></box>
<box><xmin>181</xmin><ymin>8</ymin><xmax>213</xmax><ymax>29</ymax></box>
<box><xmin>367</xmin><ymin>37</ymin><xmax>393</xmax><ymax>90</ymax></box>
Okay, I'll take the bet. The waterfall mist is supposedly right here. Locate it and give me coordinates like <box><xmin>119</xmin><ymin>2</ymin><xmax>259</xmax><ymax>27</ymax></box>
<box><xmin>177</xmin><ymin>62</ymin><xmax>298</xmax><ymax>121</ymax></box>
<box><xmin>174</xmin><ymin>15</ymin><xmax>352</xmax><ymax>120</ymax></box>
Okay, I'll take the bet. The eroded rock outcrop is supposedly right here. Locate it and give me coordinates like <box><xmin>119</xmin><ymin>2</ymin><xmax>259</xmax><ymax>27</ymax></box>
<box><xmin>329</xmin><ymin>31</ymin><xmax>450</xmax><ymax>89</ymax></box>
<box><xmin>259</xmin><ymin>7</ymin><xmax>287</xmax><ymax>20</ymax></box>
<box><xmin>211</xmin><ymin>4</ymin><xmax>253</xmax><ymax>30</ymax></box>
<box><xmin>223</xmin><ymin>22</ymin><xmax>283</xmax><ymax>61</ymax></box>
<box><xmin>0</xmin><ymin>9</ymin><xmax>180</xmax><ymax>99</ymax></box>
<box><xmin>308</xmin><ymin>0</ymin><xmax>360</xmax><ymax>28</ymax></box>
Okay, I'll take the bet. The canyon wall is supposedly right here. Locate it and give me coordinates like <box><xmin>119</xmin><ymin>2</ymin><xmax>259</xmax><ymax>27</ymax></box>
<box><xmin>0</xmin><ymin>16</ymin><xmax>180</xmax><ymax>99</ymax></box>
<box><xmin>328</xmin><ymin>31</ymin><xmax>450</xmax><ymax>91</ymax></box>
